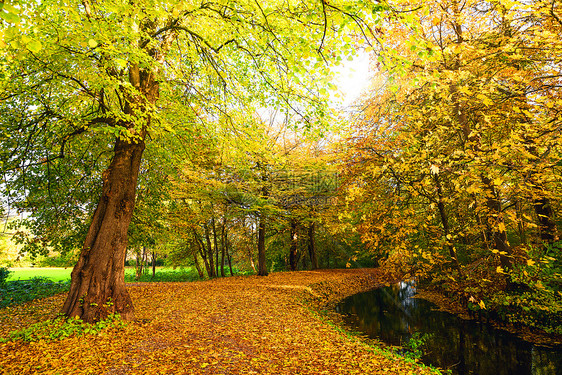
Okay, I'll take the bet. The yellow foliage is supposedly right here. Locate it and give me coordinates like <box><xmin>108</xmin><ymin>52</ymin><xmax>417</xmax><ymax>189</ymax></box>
<box><xmin>0</xmin><ymin>271</ymin><xmax>436</xmax><ymax>374</ymax></box>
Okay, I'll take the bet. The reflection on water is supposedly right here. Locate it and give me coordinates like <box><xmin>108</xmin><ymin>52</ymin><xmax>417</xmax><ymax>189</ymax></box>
<box><xmin>336</xmin><ymin>282</ymin><xmax>562</xmax><ymax>375</ymax></box>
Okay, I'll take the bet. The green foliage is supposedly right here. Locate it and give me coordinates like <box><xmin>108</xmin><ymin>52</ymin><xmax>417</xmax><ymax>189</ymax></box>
<box><xmin>35</xmin><ymin>251</ymin><xmax>79</xmax><ymax>267</ymax></box>
<box><xmin>0</xmin><ymin>313</ymin><xmax>126</xmax><ymax>343</ymax></box>
<box><xmin>1</xmin><ymin>0</ymin><xmax>367</xmax><ymax>263</ymax></box>
<box><xmin>401</xmin><ymin>332</ymin><xmax>434</xmax><ymax>360</ymax></box>
<box><xmin>0</xmin><ymin>266</ymin><xmax>11</xmax><ymax>285</ymax></box>
<box><xmin>0</xmin><ymin>277</ymin><xmax>70</xmax><ymax>308</ymax></box>
<box><xmin>490</xmin><ymin>288</ymin><xmax>562</xmax><ymax>335</ymax></box>
<box><xmin>487</xmin><ymin>243</ymin><xmax>562</xmax><ymax>334</ymax></box>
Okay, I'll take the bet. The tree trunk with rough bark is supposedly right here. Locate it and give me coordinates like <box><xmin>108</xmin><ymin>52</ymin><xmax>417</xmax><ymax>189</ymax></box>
<box><xmin>60</xmin><ymin>22</ymin><xmax>172</xmax><ymax>322</ymax></box>
<box><xmin>62</xmin><ymin>136</ymin><xmax>145</xmax><ymax>322</ymax></box>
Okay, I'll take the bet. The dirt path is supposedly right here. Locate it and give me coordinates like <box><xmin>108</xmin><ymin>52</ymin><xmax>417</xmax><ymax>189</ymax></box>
<box><xmin>0</xmin><ymin>269</ymin><xmax>437</xmax><ymax>374</ymax></box>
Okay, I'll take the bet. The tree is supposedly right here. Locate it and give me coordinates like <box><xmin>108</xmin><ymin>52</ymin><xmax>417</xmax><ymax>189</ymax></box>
<box><xmin>343</xmin><ymin>0</ymin><xmax>562</xmax><ymax>280</ymax></box>
<box><xmin>1</xmin><ymin>0</ymin><xmax>376</xmax><ymax>321</ymax></box>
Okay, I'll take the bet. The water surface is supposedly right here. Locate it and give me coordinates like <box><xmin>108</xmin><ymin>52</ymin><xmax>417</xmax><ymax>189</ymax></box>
<box><xmin>336</xmin><ymin>282</ymin><xmax>562</xmax><ymax>375</ymax></box>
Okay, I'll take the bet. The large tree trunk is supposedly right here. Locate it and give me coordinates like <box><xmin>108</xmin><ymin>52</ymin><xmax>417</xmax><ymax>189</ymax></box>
<box><xmin>60</xmin><ymin>20</ymin><xmax>170</xmax><ymax>322</ymax></box>
<box><xmin>62</xmin><ymin>137</ymin><xmax>145</xmax><ymax>322</ymax></box>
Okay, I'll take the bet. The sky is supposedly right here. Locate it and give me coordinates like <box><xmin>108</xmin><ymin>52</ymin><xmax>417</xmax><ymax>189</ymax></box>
<box><xmin>332</xmin><ymin>51</ymin><xmax>372</xmax><ymax>107</ymax></box>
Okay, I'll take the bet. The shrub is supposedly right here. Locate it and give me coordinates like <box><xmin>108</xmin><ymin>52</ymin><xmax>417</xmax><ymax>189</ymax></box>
<box><xmin>35</xmin><ymin>251</ymin><xmax>78</xmax><ymax>267</ymax></box>
<box><xmin>0</xmin><ymin>277</ymin><xmax>71</xmax><ymax>308</ymax></box>
<box><xmin>0</xmin><ymin>313</ymin><xmax>126</xmax><ymax>343</ymax></box>
<box><xmin>124</xmin><ymin>268</ymin><xmax>200</xmax><ymax>282</ymax></box>
<box><xmin>0</xmin><ymin>267</ymin><xmax>11</xmax><ymax>286</ymax></box>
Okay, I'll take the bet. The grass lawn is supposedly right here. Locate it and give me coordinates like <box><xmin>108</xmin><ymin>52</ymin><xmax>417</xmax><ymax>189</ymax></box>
<box><xmin>7</xmin><ymin>267</ymin><xmax>73</xmax><ymax>282</ymax></box>
<box><xmin>7</xmin><ymin>266</ymin><xmax>197</xmax><ymax>282</ymax></box>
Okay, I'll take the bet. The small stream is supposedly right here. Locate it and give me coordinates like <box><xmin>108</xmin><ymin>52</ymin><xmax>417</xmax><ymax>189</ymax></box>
<box><xmin>335</xmin><ymin>282</ymin><xmax>562</xmax><ymax>375</ymax></box>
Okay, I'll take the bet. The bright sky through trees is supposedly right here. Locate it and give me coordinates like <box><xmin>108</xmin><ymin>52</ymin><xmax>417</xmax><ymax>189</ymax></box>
<box><xmin>332</xmin><ymin>51</ymin><xmax>371</xmax><ymax>107</ymax></box>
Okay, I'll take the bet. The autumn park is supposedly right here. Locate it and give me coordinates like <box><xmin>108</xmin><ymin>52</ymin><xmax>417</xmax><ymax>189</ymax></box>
<box><xmin>0</xmin><ymin>0</ymin><xmax>561</xmax><ymax>374</ymax></box>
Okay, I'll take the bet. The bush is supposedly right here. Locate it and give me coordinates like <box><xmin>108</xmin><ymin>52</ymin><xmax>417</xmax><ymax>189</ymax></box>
<box><xmin>124</xmin><ymin>268</ymin><xmax>200</xmax><ymax>282</ymax></box>
<box><xmin>0</xmin><ymin>277</ymin><xmax>71</xmax><ymax>308</ymax></box>
<box><xmin>0</xmin><ymin>267</ymin><xmax>11</xmax><ymax>286</ymax></box>
<box><xmin>401</xmin><ymin>332</ymin><xmax>434</xmax><ymax>359</ymax></box>
<box><xmin>0</xmin><ymin>313</ymin><xmax>126</xmax><ymax>343</ymax></box>
<box><xmin>124</xmin><ymin>258</ymin><xmax>166</xmax><ymax>267</ymax></box>
<box><xmin>36</xmin><ymin>251</ymin><xmax>78</xmax><ymax>267</ymax></box>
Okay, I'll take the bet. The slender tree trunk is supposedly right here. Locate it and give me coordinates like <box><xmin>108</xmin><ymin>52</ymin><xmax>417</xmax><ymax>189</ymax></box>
<box><xmin>226</xmin><ymin>239</ymin><xmax>233</xmax><ymax>276</ymax></box>
<box><xmin>257</xmin><ymin>164</ymin><xmax>269</xmax><ymax>276</ymax></box>
<box><xmin>533</xmin><ymin>197</ymin><xmax>559</xmax><ymax>245</ymax></box>
<box><xmin>516</xmin><ymin>199</ymin><xmax>527</xmax><ymax>245</ymax></box>
<box><xmin>257</xmin><ymin>215</ymin><xmax>268</xmax><ymax>276</ymax></box>
<box><xmin>142</xmin><ymin>246</ymin><xmax>148</xmax><ymax>275</ymax></box>
<box><xmin>220</xmin><ymin>218</ymin><xmax>226</xmax><ymax>277</ymax></box>
<box><xmin>192</xmin><ymin>249</ymin><xmax>204</xmax><ymax>279</ymax></box>
<box><xmin>152</xmin><ymin>250</ymin><xmax>156</xmax><ymax>278</ymax></box>
<box><xmin>204</xmin><ymin>223</ymin><xmax>215</xmax><ymax>277</ymax></box>
<box><xmin>135</xmin><ymin>248</ymin><xmax>143</xmax><ymax>280</ymax></box>
<box><xmin>289</xmin><ymin>220</ymin><xmax>298</xmax><ymax>271</ymax></box>
<box><xmin>212</xmin><ymin>216</ymin><xmax>219</xmax><ymax>277</ymax></box>
<box><xmin>62</xmin><ymin>136</ymin><xmax>145</xmax><ymax>322</ymax></box>
<box><xmin>248</xmin><ymin>250</ymin><xmax>256</xmax><ymax>272</ymax></box>
<box><xmin>199</xmin><ymin>249</ymin><xmax>211</xmax><ymax>278</ymax></box>
<box><xmin>194</xmin><ymin>230</ymin><xmax>211</xmax><ymax>277</ymax></box>
<box><xmin>307</xmin><ymin>222</ymin><xmax>318</xmax><ymax>270</ymax></box>
<box><xmin>434</xmin><ymin>175</ymin><xmax>460</xmax><ymax>269</ymax></box>
<box><xmin>481</xmin><ymin>176</ymin><xmax>512</xmax><ymax>270</ymax></box>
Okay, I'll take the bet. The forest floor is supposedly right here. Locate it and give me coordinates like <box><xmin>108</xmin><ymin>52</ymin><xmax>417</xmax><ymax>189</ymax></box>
<box><xmin>0</xmin><ymin>268</ymin><xmax>439</xmax><ymax>374</ymax></box>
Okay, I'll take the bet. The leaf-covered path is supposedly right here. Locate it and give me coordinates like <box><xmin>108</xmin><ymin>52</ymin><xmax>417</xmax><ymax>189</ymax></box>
<box><xmin>0</xmin><ymin>269</ymin><xmax>437</xmax><ymax>374</ymax></box>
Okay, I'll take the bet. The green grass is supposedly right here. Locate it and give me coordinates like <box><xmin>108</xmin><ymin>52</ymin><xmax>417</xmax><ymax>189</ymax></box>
<box><xmin>7</xmin><ymin>267</ymin><xmax>73</xmax><ymax>282</ymax></box>
<box><xmin>0</xmin><ymin>266</ymin><xmax>200</xmax><ymax>309</ymax></box>
<box><xmin>7</xmin><ymin>266</ymin><xmax>199</xmax><ymax>282</ymax></box>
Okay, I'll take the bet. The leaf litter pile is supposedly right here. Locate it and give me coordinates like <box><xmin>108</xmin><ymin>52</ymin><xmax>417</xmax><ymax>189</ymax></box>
<box><xmin>0</xmin><ymin>269</ymin><xmax>438</xmax><ymax>374</ymax></box>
